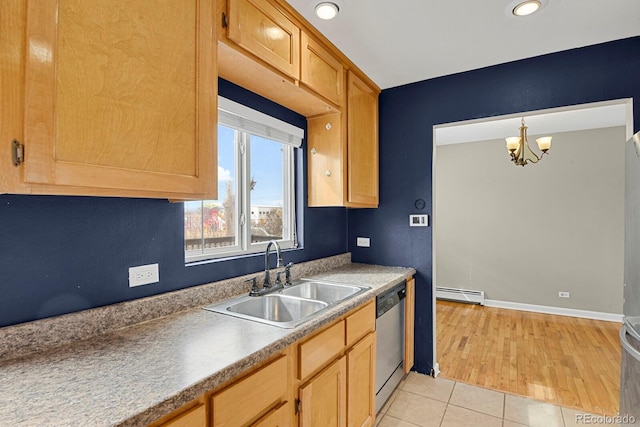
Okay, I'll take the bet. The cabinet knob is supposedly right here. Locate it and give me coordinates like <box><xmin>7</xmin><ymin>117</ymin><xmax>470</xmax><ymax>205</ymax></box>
<box><xmin>311</xmin><ymin>148</ymin><xmax>317</xmax><ymax>155</ymax></box>
<box><xmin>325</xmin><ymin>123</ymin><xmax>332</xmax><ymax>130</ymax></box>
<box><xmin>324</xmin><ymin>170</ymin><xmax>332</xmax><ymax>177</ymax></box>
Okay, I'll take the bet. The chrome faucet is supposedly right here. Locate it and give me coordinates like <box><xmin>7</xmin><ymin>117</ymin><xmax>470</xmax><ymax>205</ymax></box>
<box><xmin>263</xmin><ymin>240</ymin><xmax>283</xmax><ymax>288</ymax></box>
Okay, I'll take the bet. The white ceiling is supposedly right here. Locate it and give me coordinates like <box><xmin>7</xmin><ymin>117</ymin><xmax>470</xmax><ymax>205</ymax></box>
<box><xmin>434</xmin><ymin>101</ymin><xmax>629</xmax><ymax>145</ymax></box>
<box><xmin>287</xmin><ymin>0</ymin><xmax>640</xmax><ymax>90</ymax></box>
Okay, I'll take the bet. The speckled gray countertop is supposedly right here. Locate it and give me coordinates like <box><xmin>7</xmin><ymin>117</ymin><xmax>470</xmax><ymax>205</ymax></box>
<box><xmin>0</xmin><ymin>262</ymin><xmax>415</xmax><ymax>427</ymax></box>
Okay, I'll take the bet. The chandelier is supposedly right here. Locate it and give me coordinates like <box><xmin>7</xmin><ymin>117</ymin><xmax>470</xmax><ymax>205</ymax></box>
<box><xmin>505</xmin><ymin>118</ymin><xmax>552</xmax><ymax>166</ymax></box>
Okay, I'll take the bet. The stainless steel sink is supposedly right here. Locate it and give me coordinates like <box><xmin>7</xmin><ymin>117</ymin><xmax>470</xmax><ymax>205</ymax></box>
<box><xmin>203</xmin><ymin>279</ymin><xmax>370</xmax><ymax>328</ymax></box>
<box><xmin>204</xmin><ymin>294</ymin><xmax>329</xmax><ymax>328</ymax></box>
<box><xmin>280</xmin><ymin>280</ymin><xmax>367</xmax><ymax>303</ymax></box>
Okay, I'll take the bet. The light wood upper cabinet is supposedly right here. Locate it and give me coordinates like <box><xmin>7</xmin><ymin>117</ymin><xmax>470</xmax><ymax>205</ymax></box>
<box><xmin>347</xmin><ymin>71</ymin><xmax>379</xmax><ymax>207</ymax></box>
<box><xmin>19</xmin><ymin>0</ymin><xmax>217</xmax><ymax>198</ymax></box>
<box><xmin>307</xmin><ymin>113</ymin><xmax>345</xmax><ymax>207</ymax></box>
<box><xmin>226</xmin><ymin>0</ymin><xmax>300</xmax><ymax>80</ymax></box>
<box><xmin>308</xmin><ymin>71</ymin><xmax>379</xmax><ymax>208</ymax></box>
<box><xmin>301</xmin><ymin>32</ymin><xmax>344</xmax><ymax>107</ymax></box>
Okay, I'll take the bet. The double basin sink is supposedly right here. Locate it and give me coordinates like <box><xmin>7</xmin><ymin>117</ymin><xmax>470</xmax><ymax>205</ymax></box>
<box><xmin>204</xmin><ymin>280</ymin><xmax>370</xmax><ymax>328</ymax></box>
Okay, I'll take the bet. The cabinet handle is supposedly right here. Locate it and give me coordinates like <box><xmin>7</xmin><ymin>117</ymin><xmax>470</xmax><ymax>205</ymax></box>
<box><xmin>311</xmin><ymin>148</ymin><xmax>317</xmax><ymax>155</ymax></box>
<box><xmin>325</xmin><ymin>123</ymin><xmax>332</xmax><ymax>130</ymax></box>
<box><xmin>324</xmin><ymin>170</ymin><xmax>332</xmax><ymax>177</ymax></box>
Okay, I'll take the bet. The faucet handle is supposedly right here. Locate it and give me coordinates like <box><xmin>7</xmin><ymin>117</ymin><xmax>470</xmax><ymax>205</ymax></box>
<box><xmin>275</xmin><ymin>271</ymin><xmax>283</xmax><ymax>285</ymax></box>
<box><xmin>246</xmin><ymin>277</ymin><xmax>260</xmax><ymax>296</ymax></box>
<box><xmin>284</xmin><ymin>262</ymin><xmax>293</xmax><ymax>286</ymax></box>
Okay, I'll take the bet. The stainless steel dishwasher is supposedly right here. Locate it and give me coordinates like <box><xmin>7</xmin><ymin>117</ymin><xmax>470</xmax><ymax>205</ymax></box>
<box><xmin>375</xmin><ymin>280</ymin><xmax>406</xmax><ymax>413</ymax></box>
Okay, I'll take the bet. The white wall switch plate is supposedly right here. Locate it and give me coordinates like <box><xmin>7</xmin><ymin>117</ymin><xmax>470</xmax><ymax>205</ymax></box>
<box><xmin>409</xmin><ymin>214</ymin><xmax>429</xmax><ymax>227</ymax></box>
<box><xmin>356</xmin><ymin>237</ymin><xmax>371</xmax><ymax>247</ymax></box>
<box><xmin>558</xmin><ymin>291</ymin><xmax>570</xmax><ymax>298</ymax></box>
<box><xmin>129</xmin><ymin>263</ymin><xmax>159</xmax><ymax>287</ymax></box>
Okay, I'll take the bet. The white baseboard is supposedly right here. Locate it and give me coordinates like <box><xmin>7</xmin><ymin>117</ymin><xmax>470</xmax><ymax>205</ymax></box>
<box><xmin>431</xmin><ymin>362</ymin><xmax>441</xmax><ymax>378</ymax></box>
<box><xmin>484</xmin><ymin>299</ymin><xmax>623</xmax><ymax>323</ymax></box>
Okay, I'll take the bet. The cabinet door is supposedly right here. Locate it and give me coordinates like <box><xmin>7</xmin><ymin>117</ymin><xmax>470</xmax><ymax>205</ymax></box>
<box><xmin>301</xmin><ymin>32</ymin><xmax>344</xmax><ymax>106</ymax></box>
<box><xmin>299</xmin><ymin>356</ymin><xmax>347</xmax><ymax>427</ymax></box>
<box><xmin>404</xmin><ymin>277</ymin><xmax>415</xmax><ymax>373</ymax></box>
<box><xmin>23</xmin><ymin>0</ymin><xmax>217</xmax><ymax>197</ymax></box>
<box><xmin>347</xmin><ymin>333</ymin><xmax>376</xmax><ymax>427</ymax></box>
<box><xmin>307</xmin><ymin>113</ymin><xmax>345</xmax><ymax>207</ymax></box>
<box><xmin>227</xmin><ymin>0</ymin><xmax>300</xmax><ymax>79</ymax></box>
<box><xmin>347</xmin><ymin>72</ymin><xmax>378</xmax><ymax>207</ymax></box>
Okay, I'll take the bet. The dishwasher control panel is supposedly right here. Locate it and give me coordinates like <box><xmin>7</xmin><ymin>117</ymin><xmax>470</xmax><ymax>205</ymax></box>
<box><xmin>376</xmin><ymin>281</ymin><xmax>406</xmax><ymax>318</ymax></box>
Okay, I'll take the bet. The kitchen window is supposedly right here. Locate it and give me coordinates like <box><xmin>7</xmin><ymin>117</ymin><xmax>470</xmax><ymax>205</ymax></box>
<box><xmin>184</xmin><ymin>97</ymin><xmax>302</xmax><ymax>262</ymax></box>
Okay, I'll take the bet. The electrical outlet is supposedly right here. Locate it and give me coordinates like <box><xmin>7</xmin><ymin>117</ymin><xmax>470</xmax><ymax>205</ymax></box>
<box><xmin>356</xmin><ymin>237</ymin><xmax>371</xmax><ymax>247</ymax></box>
<box><xmin>558</xmin><ymin>291</ymin><xmax>570</xmax><ymax>298</ymax></box>
<box><xmin>129</xmin><ymin>263</ymin><xmax>159</xmax><ymax>287</ymax></box>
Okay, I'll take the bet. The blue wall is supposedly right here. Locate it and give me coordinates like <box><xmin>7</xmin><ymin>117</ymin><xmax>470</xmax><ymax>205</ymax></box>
<box><xmin>0</xmin><ymin>79</ymin><xmax>348</xmax><ymax>328</ymax></box>
<box><xmin>348</xmin><ymin>36</ymin><xmax>640</xmax><ymax>374</ymax></box>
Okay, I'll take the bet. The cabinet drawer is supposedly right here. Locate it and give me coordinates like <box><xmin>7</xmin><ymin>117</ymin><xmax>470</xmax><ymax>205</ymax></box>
<box><xmin>160</xmin><ymin>403</ymin><xmax>206</xmax><ymax>427</ymax></box>
<box><xmin>299</xmin><ymin>320</ymin><xmax>345</xmax><ymax>380</ymax></box>
<box><xmin>253</xmin><ymin>401</ymin><xmax>290</xmax><ymax>427</ymax></box>
<box><xmin>345</xmin><ymin>300</ymin><xmax>375</xmax><ymax>347</ymax></box>
<box><xmin>213</xmin><ymin>354</ymin><xmax>288</xmax><ymax>426</ymax></box>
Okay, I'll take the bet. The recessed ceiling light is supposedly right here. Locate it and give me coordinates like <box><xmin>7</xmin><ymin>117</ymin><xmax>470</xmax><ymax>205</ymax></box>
<box><xmin>512</xmin><ymin>0</ymin><xmax>542</xmax><ymax>16</ymax></box>
<box><xmin>315</xmin><ymin>2</ymin><xmax>339</xmax><ymax>20</ymax></box>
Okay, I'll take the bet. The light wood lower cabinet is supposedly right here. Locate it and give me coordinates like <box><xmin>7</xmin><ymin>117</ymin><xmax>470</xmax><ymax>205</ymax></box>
<box><xmin>404</xmin><ymin>277</ymin><xmax>415</xmax><ymax>373</ymax></box>
<box><xmin>296</xmin><ymin>300</ymin><xmax>376</xmax><ymax>427</ymax></box>
<box><xmin>347</xmin><ymin>333</ymin><xmax>376</xmax><ymax>427</ymax></box>
<box><xmin>253</xmin><ymin>401</ymin><xmax>291</xmax><ymax>427</ymax></box>
<box><xmin>150</xmin><ymin>299</ymin><xmax>381</xmax><ymax>427</ymax></box>
<box><xmin>148</xmin><ymin>397</ymin><xmax>207</xmax><ymax>427</ymax></box>
<box><xmin>160</xmin><ymin>404</ymin><xmax>207</xmax><ymax>427</ymax></box>
<box><xmin>212</xmin><ymin>353</ymin><xmax>289</xmax><ymax>426</ymax></box>
<box><xmin>299</xmin><ymin>356</ymin><xmax>347</xmax><ymax>427</ymax></box>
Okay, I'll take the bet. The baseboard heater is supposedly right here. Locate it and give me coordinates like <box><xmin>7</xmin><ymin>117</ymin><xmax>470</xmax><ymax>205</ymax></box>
<box><xmin>436</xmin><ymin>286</ymin><xmax>485</xmax><ymax>305</ymax></box>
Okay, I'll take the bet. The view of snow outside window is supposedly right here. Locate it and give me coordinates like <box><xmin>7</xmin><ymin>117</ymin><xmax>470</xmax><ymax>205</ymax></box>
<box><xmin>184</xmin><ymin>125</ymin><xmax>285</xmax><ymax>253</ymax></box>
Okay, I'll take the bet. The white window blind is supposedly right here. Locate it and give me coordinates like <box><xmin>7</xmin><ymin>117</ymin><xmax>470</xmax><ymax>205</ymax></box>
<box><xmin>218</xmin><ymin>97</ymin><xmax>304</xmax><ymax>148</ymax></box>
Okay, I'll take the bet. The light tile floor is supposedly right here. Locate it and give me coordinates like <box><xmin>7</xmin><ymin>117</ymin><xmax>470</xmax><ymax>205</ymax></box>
<box><xmin>376</xmin><ymin>372</ymin><xmax>622</xmax><ymax>427</ymax></box>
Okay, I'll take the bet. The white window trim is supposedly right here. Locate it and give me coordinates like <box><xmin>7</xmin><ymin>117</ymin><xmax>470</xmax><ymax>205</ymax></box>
<box><xmin>218</xmin><ymin>97</ymin><xmax>303</xmax><ymax>148</ymax></box>
<box><xmin>185</xmin><ymin>97</ymin><xmax>301</xmax><ymax>263</ymax></box>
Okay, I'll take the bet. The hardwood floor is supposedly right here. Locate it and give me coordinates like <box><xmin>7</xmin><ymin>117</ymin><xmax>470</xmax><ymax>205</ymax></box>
<box><xmin>436</xmin><ymin>300</ymin><xmax>621</xmax><ymax>416</ymax></box>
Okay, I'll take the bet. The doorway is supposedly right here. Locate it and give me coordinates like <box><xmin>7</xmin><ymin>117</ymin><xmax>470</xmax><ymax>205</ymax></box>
<box><xmin>431</xmin><ymin>99</ymin><xmax>633</xmax><ymax>414</ymax></box>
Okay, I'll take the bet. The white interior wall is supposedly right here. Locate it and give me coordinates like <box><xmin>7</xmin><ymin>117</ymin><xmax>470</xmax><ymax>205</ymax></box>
<box><xmin>434</xmin><ymin>126</ymin><xmax>625</xmax><ymax>314</ymax></box>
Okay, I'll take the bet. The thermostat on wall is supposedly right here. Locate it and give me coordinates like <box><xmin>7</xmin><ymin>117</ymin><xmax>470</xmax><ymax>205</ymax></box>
<box><xmin>409</xmin><ymin>214</ymin><xmax>429</xmax><ymax>227</ymax></box>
